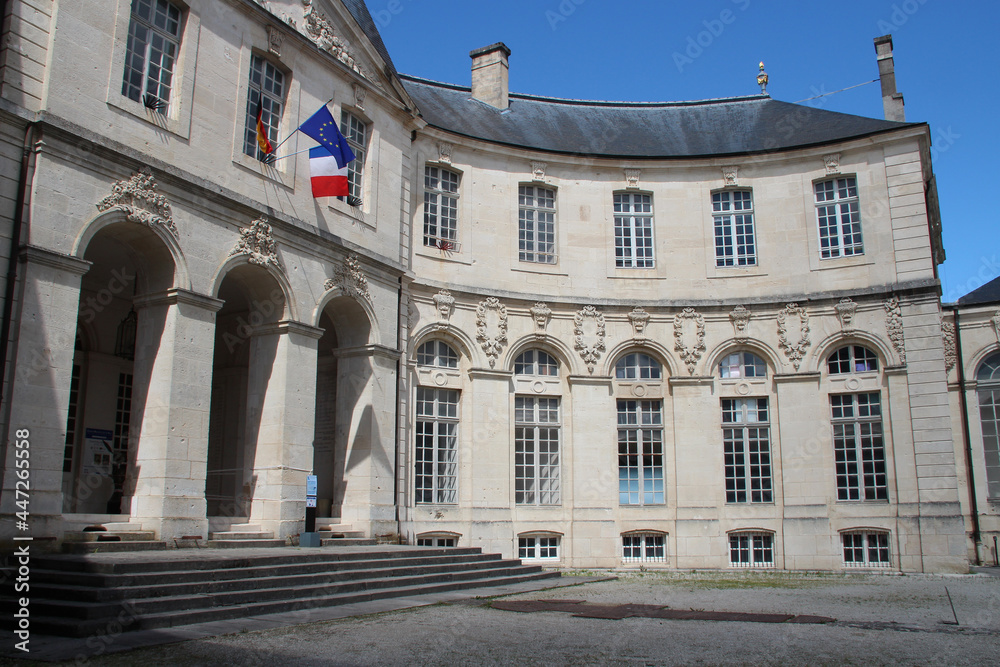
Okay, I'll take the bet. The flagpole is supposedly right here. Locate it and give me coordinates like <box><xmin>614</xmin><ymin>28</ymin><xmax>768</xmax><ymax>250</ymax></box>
<box><xmin>270</xmin><ymin>96</ymin><xmax>336</xmax><ymax>154</ymax></box>
<box><xmin>267</xmin><ymin>146</ymin><xmax>312</xmax><ymax>163</ymax></box>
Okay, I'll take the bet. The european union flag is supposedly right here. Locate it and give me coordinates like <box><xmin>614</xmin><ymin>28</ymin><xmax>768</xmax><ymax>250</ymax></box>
<box><xmin>298</xmin><ymin>105</ymin><xmax>356</xmax><ymax>168</ymax></box>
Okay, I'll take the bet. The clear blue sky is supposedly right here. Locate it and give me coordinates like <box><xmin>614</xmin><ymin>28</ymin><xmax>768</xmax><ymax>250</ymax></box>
<box><xmin>376</xmin><ymin>0</ymin><xmax>999</xmax><ymax>302</ymax></box>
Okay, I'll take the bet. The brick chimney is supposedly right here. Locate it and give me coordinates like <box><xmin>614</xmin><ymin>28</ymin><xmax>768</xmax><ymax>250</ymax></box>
<box><xmin>470</xmin><ymin>42</ymin><xmax>511</xmax><ymax>109</ymax></box>
<box><xmin>874</xmin><ymin>35</ymin><xmax>905</xmax><ymax>122</ymax></box>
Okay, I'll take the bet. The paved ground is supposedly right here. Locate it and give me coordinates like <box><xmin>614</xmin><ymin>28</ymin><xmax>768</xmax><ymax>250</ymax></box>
<box><xmin>6</xmin><ymin>568</ymin><xmax>1000</xmax><ymax>666</ymax></box>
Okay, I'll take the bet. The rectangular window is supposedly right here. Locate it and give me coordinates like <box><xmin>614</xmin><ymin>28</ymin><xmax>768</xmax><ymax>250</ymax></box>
<box><xmin>978</xmin><ymin>388</ymin><xmax>1000</xmax><ymax>498</ymax></box>
<box><xmin>341</xmin><ymin>111</ymin><xmax>368</xmax><ymax>201</ymax></box>
<box><xmin>121</xmin><ymin>0</ymin><xmax>183</xmax><ymax>111</ymax></box>
<box><xmin>518</xmin><ymin>185</ymin><xmax>556</xmax><ymax>264</ymax></box>
<box><xmin>424</xmin><ymin>166</ymin><xmax>460</xmax><ymax>249</ymax></box>
<box><xmin>815</xmin><ymin>177</ymin><xmax>863</xmax><ymax>258</ymax></box>
<box><xmin>614</xmin><ymin>193</ymin><xmax>654</xmax><ymax>268</ymax></box>
<box><xmin>515</xmin><ymin>396</ymin><xmax>560</xmax><ymax>505</ymax></box>
<box><xmin>713</xmin><ymin>190</ymin><xmax>756</xmax><ymax>266</ymax></box>
<box><xmin>415</xmin><ymin>388</ymin><xmax>459</xmax><ymax>504</ymax></box>
<box><xmin>243</xmin><ymin>54</ymin><xmax>285</xmax><ymax>161</ymax></box>
<box><xmin>417</xmin><ymin>536</ymin><xmax>456</xmax><ymax>547</ymax></box>
<box><xmin>722</xmin><ymin>398</ymin><xmax>773</xmax><ymax>503</ymax></box>
<box><xmin>842</xmin><ymin>531</ymin><xmax>891</xmax><ymax>567</ymax></box>
<box><xmin>729</xmin><ymin>532</ymin><xmax>774</xmax><ymax>568</ymax></box>
<box><xmin>63</xmin><ymin>364</ymin><xmax>82</xmax><ymax>474</ymax></box>
<box><xmin>622</xmin><ymin>533</ymin><xmax>666</xmax><ymax>563</ymax></box>
<box><xmin>831</xmin><ymin>393</ymin><xmax>887</xmax><ymax>501</ymax></box>
<box><xmin>518</xmin><ymin>536</ymin><xmax>560</xmax><ymax>560</ymax></box>
<box><xmin>110</xmin><ymin>373</ymin><xmax>133</xmax><ymax>506</ymax></box>
<box><xmin>618</xmin><ymin>400</ymin><xmax>664</xmax><ymax>505</ymax></box>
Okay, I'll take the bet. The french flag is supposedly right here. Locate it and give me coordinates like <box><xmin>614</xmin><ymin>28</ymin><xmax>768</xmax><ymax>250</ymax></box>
<box><xmin>309</xmin><ymin>145</ymin><xmax>349</xmax><ymax>197</ymax></box>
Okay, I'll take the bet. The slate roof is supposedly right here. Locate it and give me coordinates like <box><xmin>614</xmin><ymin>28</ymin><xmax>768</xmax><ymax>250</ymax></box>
<box><xmin>400</xmin><ymin>75</ymin><xmax>919</xmax><ymax>159</ymax></box>
<box><xmin>958</xmin><ymin>275</ymin><xmax>1000</xmax><ymax>306</ymax></box>
<box><xmin>341</xmin><ymin>0</ymin><xmax>397</xmax><ymax>78</ymax></box>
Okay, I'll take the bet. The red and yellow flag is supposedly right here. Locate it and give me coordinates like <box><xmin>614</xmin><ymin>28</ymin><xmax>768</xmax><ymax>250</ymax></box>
<box><xmin>255</xmin><ymin>102</ymin><xmax>273</xmax><ymax>154</ymax></box>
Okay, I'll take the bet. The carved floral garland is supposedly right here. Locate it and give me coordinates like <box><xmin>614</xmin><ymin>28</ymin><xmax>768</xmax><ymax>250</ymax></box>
<box><xmin>476</xmin><ymin>297</ymin><xmax>508</xmax><ymax>368</ymax></box>
<box><xmin>884</xmin><ymin>297</ymin><xmax>906</xmax><ymax>363</ymax></box>
<box><xmin>574</xmin><ymin>305</ymin><xmax>606</xmax><ymax>373</ymax></box>
<box><xmin>324</xmin><ymin>252</ymin><xmax>370</xmax><ymax>303</ymax></box>
<box><xmin>96</xmin><ymin>167</ymin><xmax>177</xmax><ymax>237</ymax></box>
<box><xmin>776</xmin><ymin>303</ymin><xmax>810</xmax><ymax>371</ymax></box>
<box><xmin>230</xmin><ymin>217</ymin><xmax>281</xmax><ymax>270</ymax></box>
<box><xmin>673</xmin><ymin>307</ymin><xmax>706</xmax><ymax>375</ymax></box>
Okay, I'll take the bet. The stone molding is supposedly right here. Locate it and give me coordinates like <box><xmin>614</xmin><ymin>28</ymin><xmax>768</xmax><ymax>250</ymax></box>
<box><xmin>432</xmin><ymin>289</ymin><xmax>455</xmax><ymax>322</ymax></box>
<box><xmin>334</xmin><ymin>343</ymin><xmax>403</xmax><ymax>361</ymax></box>
<box><xmin>230</xmin><ymin>216</ymin><xmax>282</xmax><ymax>271</ymax></box>
<box><xmin>324</xmin><ymin>252</ymin><xmax>371</xmax><ymax>304</ymax></box>
<box><xmin>301</xmin><ymin>0</ymin><xmax>380</xmax><ymax>87</ymax></box>
<box><xmin>476</xmin><ymin>297</ymin><xmax>508</xmax><ymax>368</ymax></box>
<box><xmin>134</xmin><ymin>288</ymin><xmax>224</xmax><ymax>312</ymax></box>
<box><xmin>834</xmin><ymin>297</ymin><xmax>857</xmax><ymax>331</ymax></box>
<box><xmin>628</xmin><ymin>307</ymin><xmax>650</xmax><ymax>339</ymax></box>
<box><xmin>96</xmin><ymin>166</ymin><xmax>177</xmax><ymax>238</ymax></box>
<box><xmin>673</xmin><ymin>307</ymin><xmax>706</xmax><ymax>375</ymax></box>
<box><xmin>530</xmin><ymin>302</ymin><xmax>552</xmax><ymax>333</ymax></box>
<box><xmin>530</xmin><ymin>161</ymin><xmax>547</xmax><ymax>182</ymax></box>
<box><xmin>624</xmin><ymin>168</ymin><xmax>641</xmax><ymax>189</ymax></box>
<box><xmin>574</xmin><ymin>305</ymin><xmax>606</xmax><ymax>374</ymax></box>
<box><xmin>941</xmin><ymin>318</ymin><xmax>957</xmax><ymax>372</ymax></box>
<box><xmin>777</xmin><ymin>303</ymin><xmax>810</xmax><ymax>371</ymax></box>
<box><xmin>19</xmin><ymin>245</ymin><xmax>91</xmax><ymax>275</ymax></box>
<box><xmin>823</xmin><ymin>153</ymin><xmax>841</xmax><ymax>174</ymax></box>
<box><xmin>884</xmin><ymin>297</ymin><xmax>906</xmax><ymax>363</ymax></box>
<box><xmin>722</xmin><ymin>165</ymin><xmax>738</xmax><ymax>186</ymax></box>
<box><xmin>729</xmin><ymin>305</ymin><xmax>751</xmax><ymax>342</ymax></box>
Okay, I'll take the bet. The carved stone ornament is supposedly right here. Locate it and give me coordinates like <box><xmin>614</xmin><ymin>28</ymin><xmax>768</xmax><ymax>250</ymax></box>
<box><xmin>530</xmin><ymin>302</ymin><xmax>552</xmax><ymax>333</ymax></box>
<box><xmin>729</xmin><ymin>305</ymin><xmax>751</xmax><ymax>342</ymax></box>
<box><xmin>476</xmin><ymin>297</ymin><xmax>508</xmax><ymax>368</ymax></box>
<box><xmin>823</xmin><ymin>153</ymin><xmax>841</xmax><ymax>175</ymax></box>
<box><xmin>301</xmin><ymin>0</ymin><xmax>379</xmax><ymax>87</ymax></box>
<box><xmin>993</xmin><ymin>309</ymin><xmax>1000</xmax><ymax>343</ymax></box>
<box><xmin>352</xmin><ymin>82</ymin><xmax>367</xmax><ymax>111</ymax></box>
<box><xmin>628</xmin><ymin>307</ymin><xmax>650</xmax><ymax>339</ymax></box>
<box><xmin>722</xmin><ymin>165</ymin><xmax>739</xmax><ymax>186</ymax></box>
<box><xmin>884</xmin><ymin>297</ymin><xmax>906</xmax><ymax>363</ymax></box>
<box><xmin>323</xmin><ymin>252</ymin><xmax>371</xmax><ymax>303</ymax></box>
<box><xmin>437</xmin><ymin>142</ymin><xmax>453</xmax><ymax>164</ymax></box>
<box><xmin>266</xmin><ymin>25</ymin><xmax>283</xmax><ymax>56</ymax></box>
<box><xmin>624</xmin><ymin>169</ymin><xmax>641</xmax><ymax>189</ymax></box>
<box><xmin>230</xmin><ymin>216</ymin><xmax>282</xmax><ymax>270</ymax></box>
<box><xmin>96</xmin><ymin>167</ymin><xmax>177</xmax><ymax>238</ymax></box>
<box><xmin>673</xmin><ymin>307</ymin><xmax>706</xmax><ymax>375</ymax></box>
<box><xmin>834</xmin><ymin>297</ymin><xmax>857</xmax><ymax>331</ymax></box>
<box><xmin>432</xmin><ymin>289</ymin><xmax>455</xmax><ymax>322</ymax></box>
<box><xmin>941</xmin><ymin>318</ymin><xmax>957</xmax><ymax>372</ymax></box>
<box><xmin>776</xmin><ymin>303</ymin><xmax>811</xmax><ymax>371</ymax></box>
<box><xmin>530</xmin><ymin>161</ymin><xmax>547</xmax><ymax>182</ymax></box>
<box><xmin>574</xmin><ymin>305</ymin><xmax>606</xmax><ymax>374</ymax></box>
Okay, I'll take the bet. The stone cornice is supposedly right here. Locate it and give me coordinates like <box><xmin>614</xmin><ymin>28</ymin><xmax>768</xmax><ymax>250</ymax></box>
<box><xmin>334</xmin><ymin>343</ymin><xmax>402</xmax><ymax>360</ymax></box>
<box><xmin>468</xmin><ymin>368</ymin><xmax>513</xmax><ymax>381</ymax></box>
<box><xmin>134</xmin><ymin>288</ymin><xmax>224</xmax><ymax>312</ymax></box>
<box><xmin>19</xmin><ymin>245</ymin><xmax>91</xmax><ymax>275</ymax></box>
<box><xmin>773</xmin><ymin>371</ymin><xmax>822</xmax><ymax>384</ymax></box>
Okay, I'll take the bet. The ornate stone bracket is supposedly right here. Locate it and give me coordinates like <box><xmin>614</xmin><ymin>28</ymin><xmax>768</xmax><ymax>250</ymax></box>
<box><xmin>993</xmin><ymin>309</ymin><xmax>1000</xmax><ymax>343</ymax></box>
<box><xmin>673</xmin><ymin>307</ymin><xmax>706</xmax><ymax>375</ymax></box>
<box><xmin>266</xmin><ymin>25</ymin><xmax>283</xmax><ymax>56</ymax></box>
<box><xmin>834</xmin><ymin>297</ymin><xmax>857</xmax><ymax>331</ymax></box>
<box><xmin>777</xmin><ymin>303</ymin><xmax>810</xmax><ymax>371</ymax></box>
<box><xmin>884</xmin><ymin>297</ymin><xmax>906</xmax><ymax>363</ymax></box>
<box><xmin>628</xmin><ymin>307</ymin><xmax>650</xmax><ymax>339</ymax></box>
<box><xmin>432</xmin><ymin>289</ymin><xmax>455</xmax><ymax>322</ymax></box>
<box><xmin>941</xmin><ymin>318</ymin><xmax>957</xmax><ymax>372</ymax></box>
<box><xmin>301</xmin><ymin>0</ymin><xmax>380</xmax><ymax>87</ymax></box>
<box><xmin>729</xmin><ymin>305</ymin><xmax>751</xmax><ymax>342</ymax></box>
<box><xmin>624</xmin><ymin>169</ymin><xmax>641</xmax><ymax>189</ymax></box>
<box><xmin>476</xmin><ymin>297</ymin><xmax>508</xmax><ymax>368</ymax></box>
<box><xmin>574</xmin><ymin>305</ymin><xmax>606</xmax><ymax>374</ymax></box>
<box><xmin>823</xmin><ymin>153</ymin><xmax>841</xmax><ymax>175</ymax></box>
<box><xmin>97</xmin><ymin>167</ymin><xmax>177</xmax><ymax>238</ymax></box>
<box><xmin>229</xmin><ymin>216</ymin><xmax>281</xmax><ymax>270</ymax></box>
<box><xmin>530</xmin><ymin>161</ymin><xmax>547</xmax><ymax>182</ymax></box>
<box><xmin>722</xmin><ymin>165</ymin><xmax>739</xmax><ymax>186</ymax></box>
<box><xmin>530</xmin><ymin>302</ymin><xmax>551</xmax><ymax>334</ymax></box>
<box><xmin>324</xmin><ymin>252</ymin><xmax>371</xmax><ymax>303</ymax></box>
<box><xmin>437</xmin><ymin>142</ymin><xmax>453</xmax><ymax>164</ymax></box>
<box><xmin>352</xmin><ymin>82</ymin><xmax>367</xmax><ymax>111</ymax></box>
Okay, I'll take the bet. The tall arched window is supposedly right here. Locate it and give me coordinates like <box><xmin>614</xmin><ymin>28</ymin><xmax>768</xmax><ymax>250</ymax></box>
<box><xmin>614</xmin><ymin>352</ymin><xmax>665</xmax><ymax>506</ymax></box>
<box><xmin>977</xmin><ymin>352</ymin><xmax>1000</xmax><ymax>498</ymax></box>
<box><xmin>514</xmin><ymin>350</ymin><xmax>561</xmax><ymax>505</ymax></box>
<box><xmin>414</xmin><ymin>340</ymin><xmax>460</xmax><ymax>504</ymax></box>
<box><xmin>718</xmin><ymin>351</ymin><xmax>772</xmax><ymax>503</ymax></box>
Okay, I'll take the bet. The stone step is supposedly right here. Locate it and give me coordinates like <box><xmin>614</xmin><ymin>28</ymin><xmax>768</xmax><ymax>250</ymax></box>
<box><xmin>208</xmin><ymin>530</ymin><xmax>274</xmax><ymax>540</ymax></box>
<box><xmin>62</xmin><ymin>541</ymin><xmax>168</xmax><ymax>554</ymax></box>
<box><xmin>320</xmin><ymin>537</ymin><xmax>376</xmax><ymax>546</ymax></box>
<box><xmin>65</xmin><ymin>530</ymin><xmax>157</xmax><ymax>542</ymax></box>
<box><xmin>205</xmin><ymin>539</ymin><xmax>287</xmax><ymax>548</ymax></box>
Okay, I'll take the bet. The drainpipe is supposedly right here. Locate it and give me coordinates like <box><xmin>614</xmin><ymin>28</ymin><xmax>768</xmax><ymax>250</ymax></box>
<box><xmin>948</xmin><ymin>306</ymin><xmax>982</xmax><ymax>564</ymax></box>
<box><xmin>393</xmin><ymin>275</ymin><xmax>403</xmax><ymax>539</ymax></box>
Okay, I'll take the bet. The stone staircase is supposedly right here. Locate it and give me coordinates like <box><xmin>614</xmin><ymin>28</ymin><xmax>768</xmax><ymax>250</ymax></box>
<box><xmin>62</xmin><ymin>520</ymin><xmax>167</xmax><ymax>554</ymax></box>
<box><xmin>316</xmin><ymin>522</ymin><xmax>376</xmax><ymax>546</ymax></box>
<box><xmin>206</xmin><ymin>523</ymin><xmax>286</xmax><ymax>548</ymax></box>
<box><xmin>3</xmin><ymin>546</ymin><xmax>561</xmax><ymax>637</ymax></box>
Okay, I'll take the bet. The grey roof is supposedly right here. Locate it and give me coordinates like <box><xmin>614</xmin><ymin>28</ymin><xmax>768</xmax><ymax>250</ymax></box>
<box><xmin>341</xmin><ymin>0</ymin><xmax>397</xmax><ymax>78</ymax></box>
<box><xmin>958</xmin><ymin>275</ymin><xmax>1000</xmax><ymax>306</ymax></box>
<box><xmin>400</xmin><ymin>75</ymin><xmax>919</xmax><ymax>158</ymax></box>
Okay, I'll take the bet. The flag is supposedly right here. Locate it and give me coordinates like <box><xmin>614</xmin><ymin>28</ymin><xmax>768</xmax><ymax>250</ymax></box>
<box><xmin>299</xmin><ymin>105</ymin><xmax>355</xmax><ymax>168</ymax></box>
<box><xmin>309</xmin><ymin>146</ymin><xmax>349</xmax><ymax>197</ymax></box>
<box><xmin>255</xmin><ymin>101</ymin><xmax>273</xmax><ymax>155</ymax></box>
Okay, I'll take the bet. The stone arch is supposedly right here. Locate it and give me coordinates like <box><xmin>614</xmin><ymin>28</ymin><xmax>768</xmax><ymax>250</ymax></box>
<box><xmin>314</xmin><ymin>286</ymin><xmax>379</xmax><ymax>347</ymax></box>
<box><xmin>602</xmin><ymin>339</ymin><xmax>678</xmax><ymax>378</ymax></box>
<box><xmin>704</xmin><ymin>338</ymin><xmax>783</xmax><ymax>377</ymax></box>
<box><xmin>211</xmin><ymin>254</ymin><xmax>296</xmax><ymax>323</ymax></box>
<box><xmin>970</xmin><ymin>344</ymin><xmax>1000</xmax><ymax>381</ymax></box>
<box><xmin>504</xmin><ymin>334</ymin><xmax>577</xmax><ymax>375</ymax></box>
<box><xmin>408</xmin><ymin>323</ymin><xmax>477</xmax><ymax>365</ymax></box>
<box><xmin>813</xmin><ymin>331</ymin><xmax>896</xmax><ymax>373</ymax></box>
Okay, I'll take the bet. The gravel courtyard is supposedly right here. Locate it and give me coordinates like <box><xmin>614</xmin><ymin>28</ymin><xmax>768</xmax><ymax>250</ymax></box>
<box><xmin>9</xmin><ymin>570</ymin><xmax>1000</xmax><ymax>666</ymax></box>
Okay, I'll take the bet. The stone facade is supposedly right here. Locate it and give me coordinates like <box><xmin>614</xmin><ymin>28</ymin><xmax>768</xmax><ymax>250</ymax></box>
<box><xmin>0</xmin><ymin>0</ymin><xmax>988</xmax><ymax>573</ymax></box>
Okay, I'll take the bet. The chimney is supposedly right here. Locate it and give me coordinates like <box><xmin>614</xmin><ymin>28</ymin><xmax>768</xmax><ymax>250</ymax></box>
<box><xmin>874</xmin><ymin>35</ymin><xmax>905</xmax><ymax>122</ymax></box>
<box><xmin>470</xmin><ymin>42</ymin><xmax>511</xmax><ymax>109</ymax></box>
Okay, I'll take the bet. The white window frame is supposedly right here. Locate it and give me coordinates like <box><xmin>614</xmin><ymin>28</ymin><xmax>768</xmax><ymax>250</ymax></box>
<box><xmin>340</xmin><ymin>110</ymin><xmax>368</xmax><ymax>202</ymax></box>
<box><xmin>622</xmin><ymin>532</ymin><xmax>666</xmax><ymax>564</ymax></box>
<box><xmin>514</xmin><ymin>396</ymin><xmax>561</xmax><ymax>505</ymax></box>
<box><xmin>828</xmin><ymin>345</ymin><xmax>879</xmax><ymax>375</ymax></box>
<box><xmin>243</xmin><ymin>53</ymin><xmax>285</xmax><ymax>162</ymax></box>
<box><xmin>121</xmin><ymin>0</ymin><xmax>184</xmax><ymax>112</ymax></box>
<box><xmin>613</xmin><ymin>192</ymin><xmax>654</xmax><ymax>268</ymax></box>
<box><xmin>514</xmin><ymin>349</ymin><xmax>559</xmax><ymax>377</ymax></box>
<box><xmin>977</xmin><ymin>353</ymin><xmax>1000</xmax><ymax>498</ymax></box>
<box><xmin>614</xmin><ymin>352</ymin><xmax>662</xmax><ymax>380</ymax></box>
<box><xmin>713</xmin><ymin>189</ymin><xmax>757</xmax><ymax>267</ymax></box>
<box><xmin>722</xmin><ymin>398</ymin><xmax>772</xmax><ymax>503</ymax></box>
<box><xmin>618</xmin><ymin>400</ymin><xmax>664</xmax><ymax>506</ymax></box>
<box><xmin>719</xmin><ymin>351</ymin><xmax>767</xmax><ymax>379</ymax></box>
<box><xmin>518</xmin><ymin>185</ymin><xmax>557</xmax><ymax>264</ymax></box>
<box><xmin>815</xmin><ymin>176</ymin><xmax>864</xmax><ymax>259</ymax></box>
<box><xmin>416</xmin><ymin>340</ymin><xmax>458</xmax><ymax>369</ymax></box>
<box><xmin>415</xmin><ymin>387</ymin><xmax>459</xmax><ymax>504</ymax></box>
<box><xmin>518</xmin><ymin>535</ymin><xmax>560</xmax><ymax>560</ymax></box>
<box><xmin>842</xmin><ymin>530</ymin><xmax>892</xmax><ymax>568</ymax></box>
<box><xmin>728</xmin><ymin>531</ymin><xmax>775</xmax><ymax>568</ymax></box>
<box><xmin>423</xmin><ymin>166</ymin><xmax>460</xmax><ymax>250</ymax></box>
<box><xmin>416</xmin><ymin>534</ymin><xmax>458</xmax><ymax>547</ymax></box>
<box><xmin>831</xmin><ymin>392</ymin><xmax>888</xmax><ymax>502</ymax></box>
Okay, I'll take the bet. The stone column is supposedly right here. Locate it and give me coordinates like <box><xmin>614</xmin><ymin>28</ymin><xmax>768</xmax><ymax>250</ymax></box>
<box><xmin>247</xmin><ymin>321</ymin><xmax>323</xmax><ymax>539</ymax></box>
<box><xmin>126</xmin><ymin>288</ymin><xmax>222</xmax><ymax>540</ymax></box>
<box><xmin>0</xmin><ymin>246</ymin><xmax>90</xmax><ymax>543</ymax></box>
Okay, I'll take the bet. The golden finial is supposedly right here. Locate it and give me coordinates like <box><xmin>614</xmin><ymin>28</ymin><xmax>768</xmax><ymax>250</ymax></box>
<box><xmin>757</xmin><ymin>61</ymin><xmax>769</xmax><ymax>95</ymax></box>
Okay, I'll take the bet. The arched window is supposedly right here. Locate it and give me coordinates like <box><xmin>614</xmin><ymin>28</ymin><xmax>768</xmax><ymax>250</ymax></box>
<box><xmin>728</xmin><ymin>530</ymin><xmax>774</xmax><ymax>568</ymax></box>
<box><xmin>719</xmin><ymin>351</ymin><xmax>766</xmax><ymax>378</ymax></box>
<box><xmin>841</xmin><ymin>530</ymin><xmax>891</xmax><ymax>568</ymax></box>
<box><xmin>615</xmin><ymin>352</ymin><xmax>662</xmax><ymax>380</ymax></box>
<box><xmin>416</xmin><ymin>340</ymin><xmax>458</xmax><ymax>368</ymax></box>
<box><xmin>514</xmin><ymin>349</ymin><xmax>559</xmax><ymax>376</ymax></box>
<box><xmin>977</xmin><ymin>352</ymin><xmax>1000</xmax><ymax>498</ymax></box>
<box><xmin>827</xmin><ymin>345</ymin><xmax>878</xmax><ymax>374</ymax></box>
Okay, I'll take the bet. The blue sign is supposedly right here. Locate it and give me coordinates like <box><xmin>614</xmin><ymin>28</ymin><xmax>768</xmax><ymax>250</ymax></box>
<box><xmin>306</xmin><ymin>474</ymin><xmax>318</xmax><ymax>497</ymax></box>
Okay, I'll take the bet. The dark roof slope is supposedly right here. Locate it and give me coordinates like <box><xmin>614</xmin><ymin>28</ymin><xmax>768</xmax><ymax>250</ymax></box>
<box><xmin>958</xmin><ymin>275</ymin><xmax>1000</xmax><ymax>306</ymax></box>
<box><xmin>341</xmin><ymin>0</ymin><xmax>397</xmax><ymax>78</ymax></box>
<box><xmin>401</xmin><ymin>75</ymin><xmax>918</xmax><ymax>158</ymax></box>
